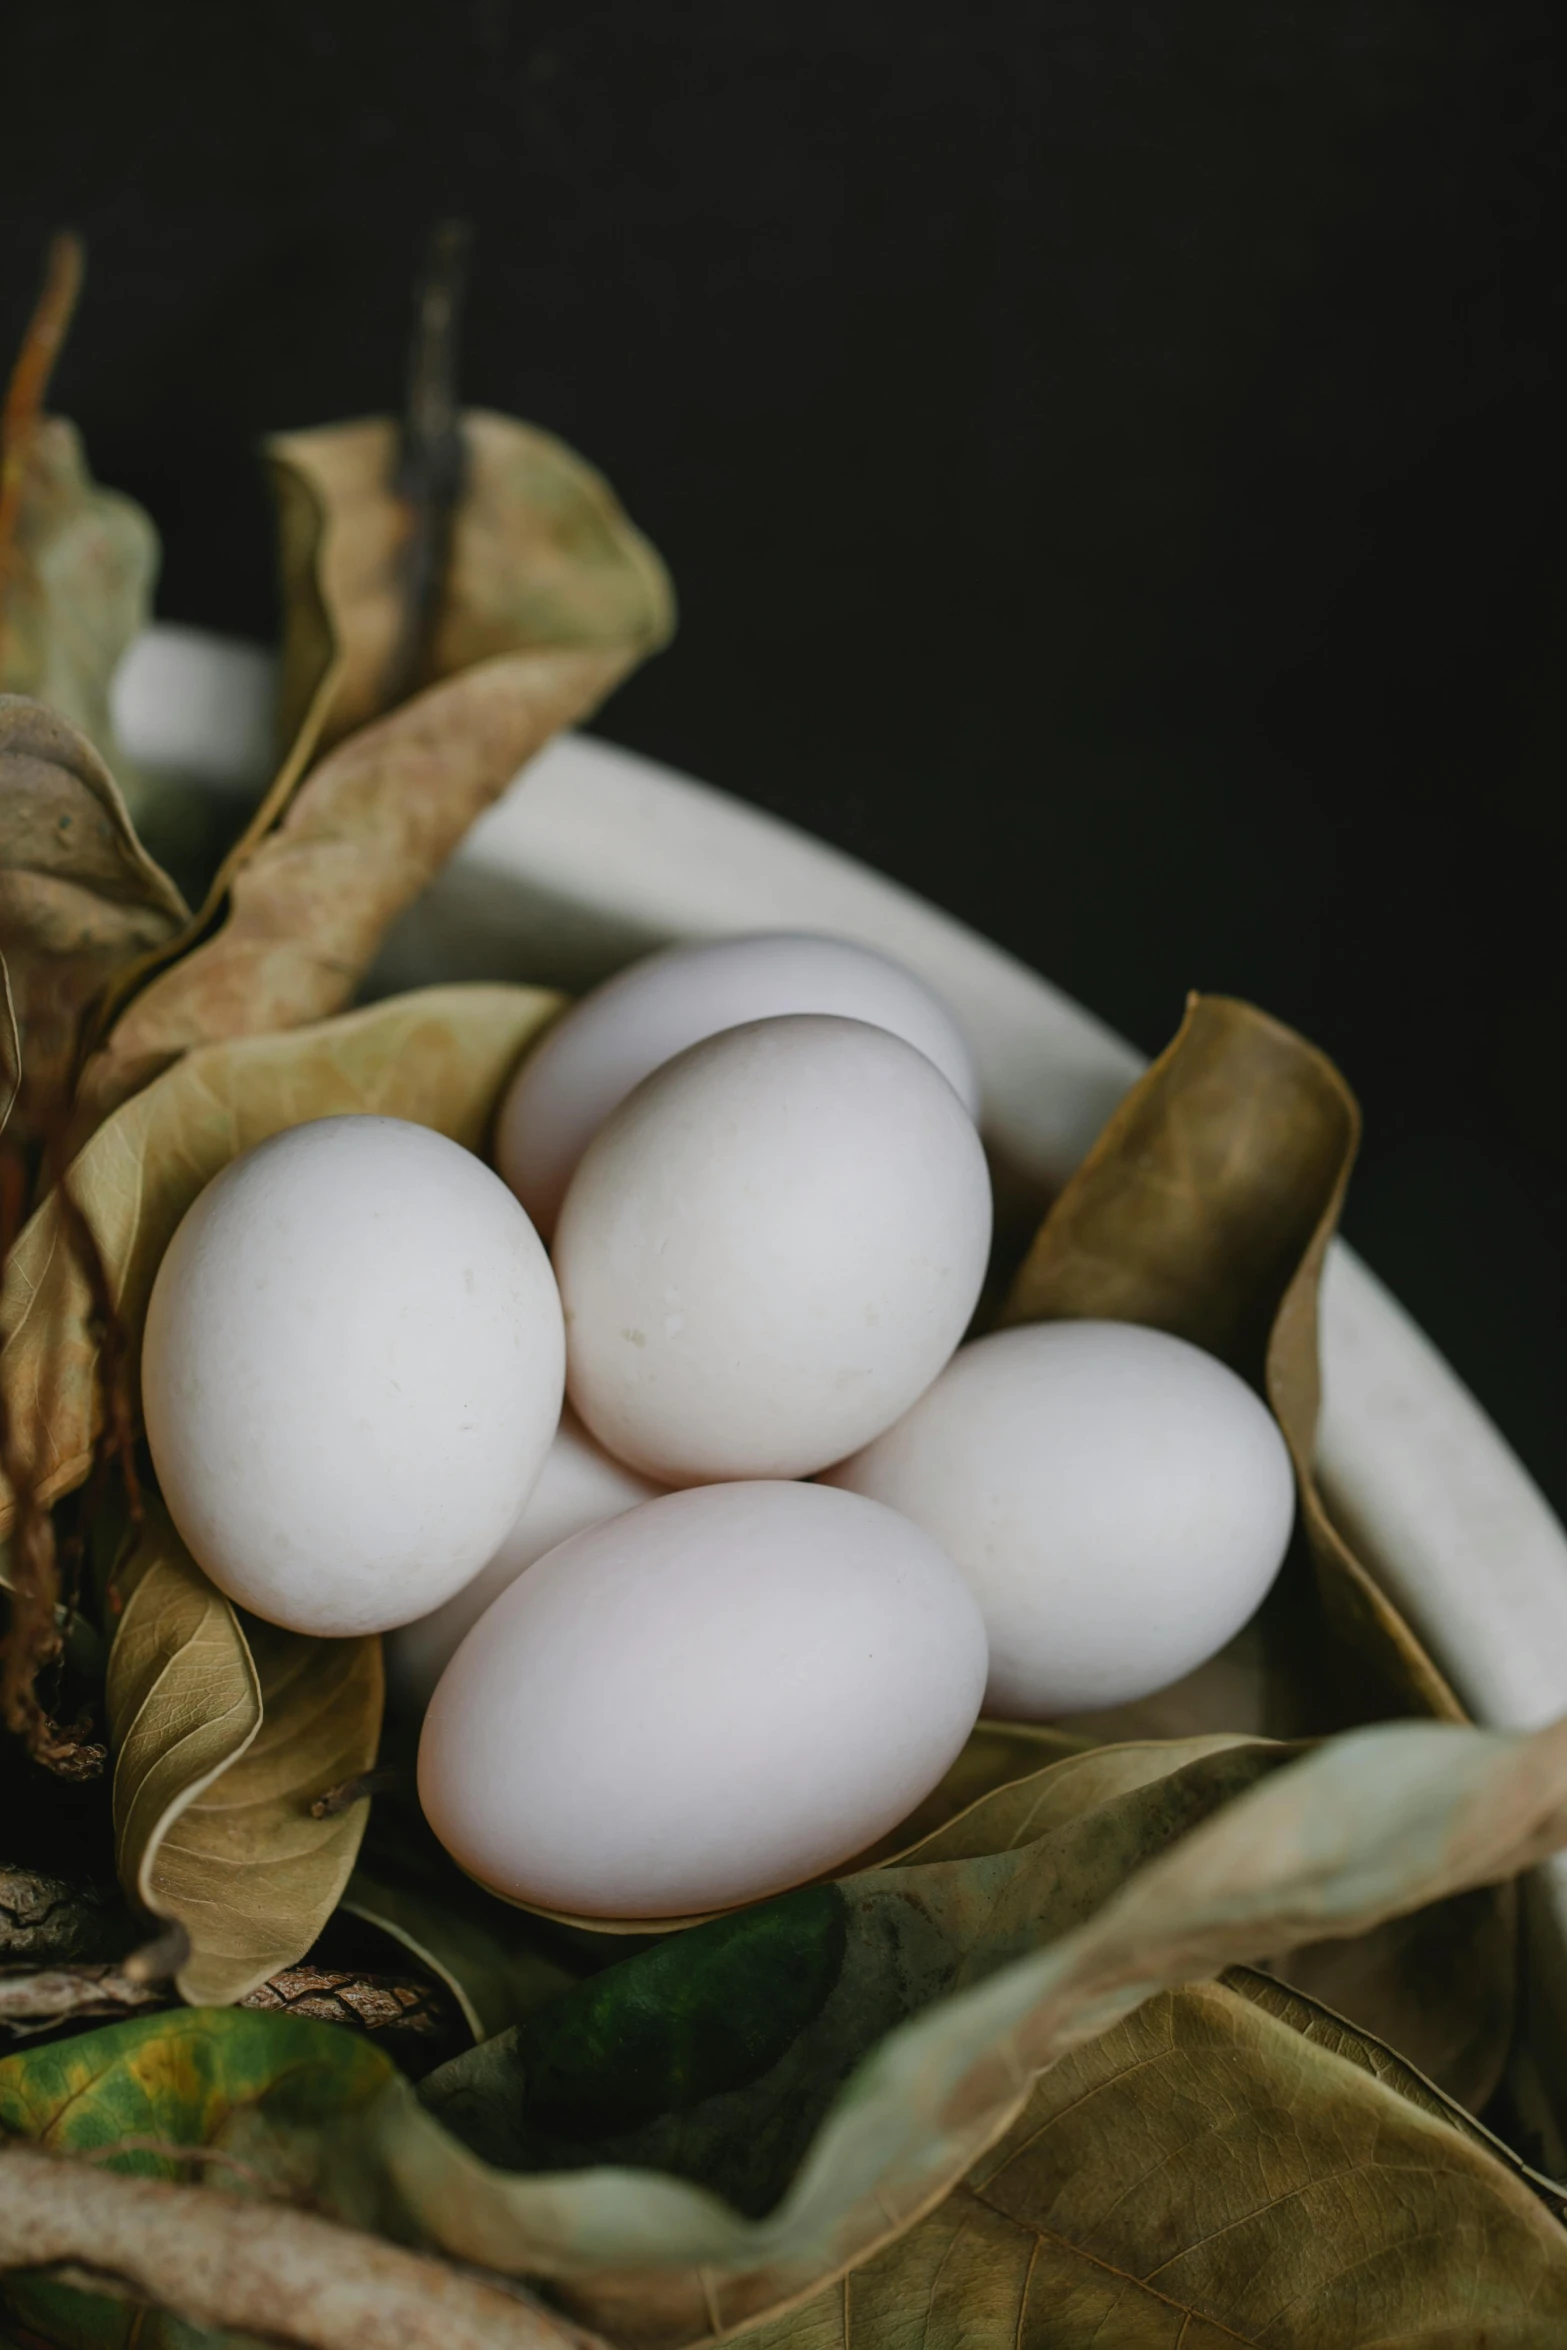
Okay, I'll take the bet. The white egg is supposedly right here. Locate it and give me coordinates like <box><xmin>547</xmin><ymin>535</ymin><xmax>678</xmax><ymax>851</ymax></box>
<box><xmin>824</xmin><ymin>1320</ymin><xmax>1296</xmax><ymax>1717</ymax></box>
<box><xmin>386</xmin><ymin>1406</ymin><xmax>665</xmax><ymax>1712</ymax></box>
<box><xmin>417</xmin><ymin>1480</ymin><xmax>989</xmax><ymax>1917</ymax></box>
<box><xmin>142</xmin><ymin>1116</ymin><xmax>565</xmax><ymax>1637</ymax></box>
<box><xmin>554</xmin><ymin>1014</ymin><xmax>993</xmax><ymax>1484</ymax></box>
<box><xmin>496</xmin><ymin>932</ymin><xmax>979</xmax><ymax>1235</ymax></box>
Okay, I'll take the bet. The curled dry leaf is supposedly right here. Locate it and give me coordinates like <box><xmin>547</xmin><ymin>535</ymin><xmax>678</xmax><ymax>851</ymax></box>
<box><xmin>0</xmin><ymin>417</ymin><xmax>158</xmax><ymax>776</ymax></box>
<box><xmin>0</xmin><ymin>982</ymin><xmax>561</xmax><ymax>1534</ymax></box>
<box><xmin>76</xmin><ymin>412</ymin><xmax>673</xmax><ymax>1136</ymax></box>
<box><xmin>1002</xmin><ymin>990</ymin><xmax>1457</xmax><ymax>1726</ymax></box>
<box><xmin>268</xmin><ymin>410</ymin><xmax>677</xmax><ymax>760</ymax></box>
<box><xmin>384</xmin><ymin>1711</ymin><xmax>1567</xmax><ymax>2348</ymax></box>
<box><xmin>107</xmin><ymin>1504</ymin><xmax>382</xmax><ymax>2007</ymax></box>
<box><xmin>997</xmin><ymin>990</ymin><xmax>1512</xmax><ymax>2104</ymax></box>
<box><xmin>515</xmin><ymin>1722</ymin><xmax>1092</xmax><ymax>1943</ymax></box>
<box><xmin>420</xmin><ymin>1738</ymin><xmax>1296</xmax><ymax>2215</ymax></box>
<box><xmin>0</xmin><ymin>697</ymin><xmax>187</xmax><ymax>1139</ymax></box>
<box><xmin>741</xmin><ymin>1974</ymin><xmax>1567</xmax><ymax>2350</ymax></box>
<box><xmin>8</xmin><ymin>1714</ymin><xmax>1567</xmax><ymax>2350</ymax></box>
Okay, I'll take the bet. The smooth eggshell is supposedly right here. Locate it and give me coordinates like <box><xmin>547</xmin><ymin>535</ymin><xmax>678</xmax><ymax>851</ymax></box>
<box><xmin>142</xmin><ymin>1116</ymin><xmax>565</xmax><ymax>1637</ymax></box>
<box><xmin>386</xmin><ymin>1405</ymin><xmax>665</xmax><ymax>1711</ymax></box>
<box><xmin>553</xmin><ymin>1014</ymin><xmax>993</xmax><ymax>1484</ymax></box>
<box><xmin>497</xmin><ymin>931</ymin><xmax>980</xmax><ymax>1234</ymax></box>
<box><xmin>824</xmin><ymin>1320</ymin><xmax>1296</xmax><ymax>1716</ymax></box>
<box><xmin>417</xmin><ymin>1480</ymin><xmax>989</xmax><ymax>1917</ymax></box>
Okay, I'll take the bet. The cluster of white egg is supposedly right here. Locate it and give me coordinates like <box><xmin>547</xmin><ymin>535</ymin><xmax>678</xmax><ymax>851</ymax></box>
<box><xmin>141</xmin><ymin>934</ymin><xmax>1296</xmax><ymax>1921</ymax></box>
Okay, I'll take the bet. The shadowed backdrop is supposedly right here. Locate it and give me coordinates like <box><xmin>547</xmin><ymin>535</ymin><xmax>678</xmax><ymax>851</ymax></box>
<box><xmin>2</xmin><ymin>0</ymin><xmax>1563</xmax><ymax>1507</ymax></box>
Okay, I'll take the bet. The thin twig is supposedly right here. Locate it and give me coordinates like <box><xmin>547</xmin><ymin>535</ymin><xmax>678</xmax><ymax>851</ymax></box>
<box><xmin>384</xmin><ymin>218</ymin><xmax>472</xmax><ymax>708</ymax></box>
<box><xmin>309</xmin><ymin>1765</ymin><xmax>408</xmax><ymax>1820</ymax></box>
<box><xmin>0</xmin><ymin>2145</ymin><xmax>592</xmax><ymax>2350</ymax></box>
<box><xmin>78</xmin><ymin>2137</ymin><xmax>279</xmax><ymax>2193</ymax></box>
<box><xmin>0</xmin><ymin>232</ymin><xmax>85</xmax><ymax>619</ymax></box>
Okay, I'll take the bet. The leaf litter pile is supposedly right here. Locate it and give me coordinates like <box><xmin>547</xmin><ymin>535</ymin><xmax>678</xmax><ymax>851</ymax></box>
<box><xmin>1</xmin><ymin>231</ymin><xmax>1566</xmax><ymax>2350</ymax></box>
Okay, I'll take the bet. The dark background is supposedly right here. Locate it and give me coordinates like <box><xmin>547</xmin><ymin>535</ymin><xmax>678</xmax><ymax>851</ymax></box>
<box><xmin>3</xmin><ymin>2</ymin><xmax>1563</xmax><ymax>1508</ymax></box>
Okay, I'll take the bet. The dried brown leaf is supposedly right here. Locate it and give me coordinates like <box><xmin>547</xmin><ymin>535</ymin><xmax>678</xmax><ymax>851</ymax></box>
<box><xmin>1002</xmin><ymin>991</ymin><xmax>1456</xmax><ymax>1725</ymax></box>
<box><xmin>997</xmin><ymin>992</ymin><xmax>1506</xmax><ymax>2101</ymax></box>
<box><xmin>0</xmin><ymin>982</ymin><xmax>560</xmax><ymax>1536</ymax></box>
<box><xmin>742</xmin><ymin>1975</ymin><xmax>1567</xmax><ymax>2350</ymax></box>
<box><xmin>76</xmin><ymin>412</ymin><xmax>672</xmax><ymax>1135</ymax></box>
<box><xmin>0</xmin><ymin>698</ymin><xmax>186</xmax><ymax>1138</ymax></box>
<box><xmin>371</xmin><ymin>1712</ymin><xmax>1567</xmax><ymax>2347</ymax></box>
<box><xmin>0</xmin><ymin>417</ymin><xmax>157</xmax><ymax>774</ymax></box>
<box><xmin>107</xmin><ymin>1502</ymin><xmax>382</xmax><ymax>2006</ymax></box>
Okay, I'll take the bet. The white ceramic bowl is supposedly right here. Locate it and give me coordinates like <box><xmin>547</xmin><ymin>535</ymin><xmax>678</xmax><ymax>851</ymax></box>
<box><xmin>115</xmin><ymin>625</ymin><xmax>1567</xmax><ymax>1965</ymax></box>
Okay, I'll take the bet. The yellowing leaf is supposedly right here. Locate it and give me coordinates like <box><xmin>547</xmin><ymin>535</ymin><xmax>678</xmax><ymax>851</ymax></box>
<box><xmin>0</xmin><ymin>2005</ymin><xmax>395</xmax><ymax>2350</ymax></box>
<box><xmin>8</xmin><ymin>1716</ymin><xmax>1567</xmax><ymax>2350</ymax></box>
<box><xmin>372</xmin><ymin>1712</ymin><xmax>1567</xmax><ymax>2346</ymax></box>
<box><xmin>108</xmin><ymin>1504</ymin><xmax>382</xmax><ymax>2006</ymax></box>
<box><xmin>742</xmin><ymin>1976</ymin><xmax>1567</xmax><ymax>2350</ymax></box>
<box><xmin>76</xmin><ymin>410</ymin><xmax>673</xmax><ymax>1135</ymax></box>
<box><xmin>0</xmin><ymin>696</ymin><xmax>187</xmax><ymax>1136</ymax></box>
<box><xmin>0</xmin><ymin>416</ymin><xmax>158</xmax><ymax>772</ymax></box>
<box><xmin>0</xmin><ymin>981</ymin><xmax>561</xmax><ymax>1534</ymax></box>
<box><xmin>1003</xmin><ymin>991</ymin><xmax>1456</xmax><ymax>1726</ymax></box>
<box><xmin>268</xmin><ymin>409</ymin><xmax>677</xmax><ymax>760</ymax></box>
<box><xmin>997</xmin><ymin>992</ymin><xmax>1512</xmax><ymax>2105</ymax></box>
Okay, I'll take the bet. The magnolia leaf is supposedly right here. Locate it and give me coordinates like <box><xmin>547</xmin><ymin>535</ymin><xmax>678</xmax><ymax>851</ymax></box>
<box><xmin>267</xmin><ymin>409</ymin><xmax>677</xmax><ymax>761</ymax></box>
<box><xmin>75</xmin><ymin>411</ymin><xmax>673</xmax><ymax>1137</ymax></box>
<box><xmin>5</xmin><ymin>1715</ymin><xmax>1567</xmax><ymax>2350</ymax></box>
<box><xmin>415</xmin><ymin>1739</ymin><xmax>1286</xmax><ymax>2208</ymax></box>
<box><xmin>0</xmin><ymin>981</ymin><xmax>560</xmax><ymax>1534</ymax></box>
<box><xmin>365</xmin><ymin>1712</ymin><xmax>1567</xmax><ymax>2347</ymax></box>
<box><xmin>107</xmin><ymin>1504</ymin><xmax>382</xmax><ymax>2006</ymax></box>
<box><xmin>0</xmin><ymin>697</ymin><xmax>187</xmax><ymax>1138</ymax></box>
<box><xmin>0</xmin><ymin>417</ymin><xmax>158</xmax><ymax>771</ymax></box>
<box><xmin>741</xmin><ymin>1974</ymin><xmax>1567</xmax><ymax>2350</ymax></box>
<box><xmin>997</xmin><ymin>992</ymin><xmax>1514</xmax><ymax>2105</ymax></box>
<box><xmin>513</xmin><ymin>1722</ymin><xmax>1093</xmax><ymax>1943</ymax></box>
<box><xmin>0</xmin><ymin>2006</ymin><xmax>394</xmax><ymax>2350</ymax></box>
<box><xmin>1002</xmin><ymin>991</ymin><xmax>1456</xmax><ymax>1726</ymax></box>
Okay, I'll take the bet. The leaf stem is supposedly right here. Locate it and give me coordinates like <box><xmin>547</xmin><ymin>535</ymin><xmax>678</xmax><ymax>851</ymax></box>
<box><xmin>309</xmin><ymin>1765</ymin><xmax>407</xmax><ymax>1820</ymax></box>
<box><xmin>384</xmin><ymin>218</ymin><xmax>472</xmax><ymax>709</ymax></box>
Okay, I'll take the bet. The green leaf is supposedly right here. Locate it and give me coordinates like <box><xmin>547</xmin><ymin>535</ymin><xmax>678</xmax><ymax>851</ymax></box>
<box><xmin>0</xmin><ymin>418</ymin><xmax>158</xmax><ymax>775</ymax></box>
<box><xmin>0</xmin><ymin>981</ymin><xmax>560</xmax><ymax>1534</ymax></box>
<box><xmin>106</xmin><ymin>1504</ymin><xmax>381</xmax><ymax>2007</ymax></box>
<box><xmin>75</xmin><ymin>410</ymin><xmax>673</xmax><ymax>1137</ymax></box>
<box><xmin>738</xmin><ymin>1974</ymin><xmax>1567</xmax><ymax>2350</ymax></box>
<box><xmin>0</xmin><ymin>2007</ymin><xmax>393</xmax><ymax>2350</ymax></box>
<box><xmin>0</xmin><ymin>697</ymin><xmax>187</xmax><ymax>1138</ymax></box>
<box><xmin>418</xmin><ymin>1737</ymin><xmax>1288</xmax><ymax>2215</ymax></box>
